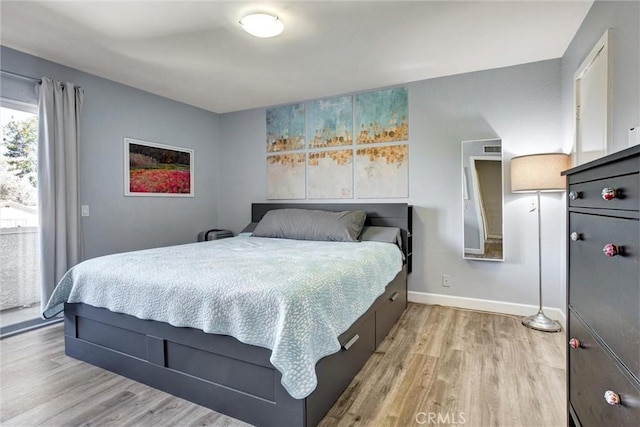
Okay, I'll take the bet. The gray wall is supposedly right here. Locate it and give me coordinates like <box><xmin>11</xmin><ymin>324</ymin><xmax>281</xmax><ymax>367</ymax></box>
<box><xmin>1</xmin><ymin>46</ymin><xmax>220</xmax><ymax>259</ymax></box>
<box><xmin>561</xmin><ymin>0</ymin><xmax>640</xmax><ymax>157</ymax></box>
<box><xmin>559</xmin><ymin>0</ymin><xmax>640</xmax><ymax>309</ymax></box>
<box><xmin>218</xmin><ymin>59</ymin><xmax>568</xmax><ymax>310</ymax></box>
<box><xmin>218</xmin><ymin>0</ymin><xmax>639</xmax><ymax>314</ymax></box>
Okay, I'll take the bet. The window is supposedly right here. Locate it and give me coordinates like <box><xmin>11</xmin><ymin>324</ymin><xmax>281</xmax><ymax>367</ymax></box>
<box><xmin>0</xmin><ymin>100</ymin><xmax>41</xmax><ymax>333</ymax></box>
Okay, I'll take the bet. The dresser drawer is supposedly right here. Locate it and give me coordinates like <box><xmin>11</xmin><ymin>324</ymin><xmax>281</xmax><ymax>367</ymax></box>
<box><xmin>568</xmin><ymin>212</ymin><xmax>640</xmax><ymax>377</ymax></box>
<box><xmin>569</xmin><ymin>173</ymin><xmax>639</xmax><ymax>211</ymax></box>
<box><xmin>569</xmin><ymin>312</ymin><xmax>640</xmax><ymax>427</ymax></box>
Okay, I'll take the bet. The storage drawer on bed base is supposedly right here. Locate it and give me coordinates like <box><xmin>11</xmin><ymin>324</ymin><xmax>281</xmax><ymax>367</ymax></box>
<box><xmin>66</xmin><ymin>310</ymin><xmax>281</xmax><ymax>402</ymax></box>
<box><xmin>307</xmin><ymin>310</ymin><xmax>376</xmax><ymax>426</ymax></box>
<box><xmin>64</xmin><ymin>306</ymin><xmax>303</xmax><ymax>426</ymax></box>
<box><xmin>64</xmin><ymin>332</ymin><xmax>304</xmax><ymax>426</ymax></box>
<box><xmin>374</xmin><ymin>267</ymin><xmax>407</xmax><ymax>347</ymax></box>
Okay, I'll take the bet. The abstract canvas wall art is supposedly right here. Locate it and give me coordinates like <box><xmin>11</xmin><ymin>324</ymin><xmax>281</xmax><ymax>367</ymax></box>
<box><xmin>308</xmin><ymin>149</ymin><xmax>353</xmax><ymax>199</ymax></box>
<box><xmin>356</xmin><ymin>144</ymin><xmax>408</xmax><ymax>198</ymax></box>
<box><xmin>307</xmin><ymin>96</ymin><xmax>353</xmax><ymax>149</ymax></box>
<box><xmin>267</xmin><ymin>153</ymin><xmax>306</xmax><ymax>199</ymax></box>
<box><xmin>265</xmin><ymin>86</ymin><xmax>409</xmax><ymax>200</ymax></box>
<box><xmin>266</xmin><ymin>103</ymin><xmax>305</xmax><ymax>152</ymax></box>
<box><xmin>356</xmin><ymin>87</ymin><xmax>408</xmax><ymax>144</ymax></box>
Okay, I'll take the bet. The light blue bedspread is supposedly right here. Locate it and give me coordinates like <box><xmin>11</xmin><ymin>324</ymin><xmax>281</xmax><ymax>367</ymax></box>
<box><xmin>43</xmin><ymin>234</ymin><xmax>403</xmax><ymax>399</ymax></box>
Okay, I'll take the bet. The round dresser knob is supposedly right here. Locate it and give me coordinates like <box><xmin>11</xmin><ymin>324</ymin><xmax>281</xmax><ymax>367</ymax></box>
<box><xmin>601</xmin><ymin>188</ymin><xmax>617</xmax><ymax>201</ymax></box>
<box><xmin>570</xmin><ymin>232</ymin><xmax>581</xmax><ymax>242</ymax></box>
<box><xmin>603</xmin><ymin>244</ymin><xmax>619</xmax><ymax>257</ymax></box>
<box><xmin>569</xmin><ymin>190</ymin><xmax>580</xmax><ymax>201</ymax></box>
<box><xmin>604</xmin><ymin>390</ymin><xmax>621</xmax><ymax>406</ymax></box>
<box><xmin>569</xmin><ymin>338</ymin><xmax>581</xmax><ymax>349</ymax></box>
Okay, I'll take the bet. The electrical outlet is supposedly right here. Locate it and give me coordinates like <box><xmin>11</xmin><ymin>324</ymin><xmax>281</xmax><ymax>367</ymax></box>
<box><xmin>81</xmin><ymin>205</ymin><xmax>90</xmax><ymax>217</ymax></box>
<box><xmin>442</xmin><ymin>274</ymin><xmax>451</xmax><ymax>287</ymax></box>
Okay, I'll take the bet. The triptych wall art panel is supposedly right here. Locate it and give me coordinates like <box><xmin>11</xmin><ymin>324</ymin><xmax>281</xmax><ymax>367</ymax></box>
<box><xmin>356</xmin><ymin>145</ymin><xmax>408</xmax><ymax>198</ymax></box>
<box><xmin>266</xmin><ymin>153</ymin><xmax>306</xmax><ymax>199</ymax></box>
<box><xmin>266</xmin><ymin>103</ymin><xmax>305</xmax><ymax>152</ymax></box>
<box><xmin>266</xmin><ymin>87</ymin><xmax>409</xmax><ymax>199</ymax></box>
<box><xmin>308</xmin><ymin>149</ymin><xmax>353</xmax><ymax>199</ymax></box>
<box><xmin>356</xmin><ymin>87</ymin><xmax>408</xmax><ymax>144</ymax></box>
<box><xmin>307</xmin><ymin>96</ymin><xmax>353</xmax><ymax>148</ymax></box>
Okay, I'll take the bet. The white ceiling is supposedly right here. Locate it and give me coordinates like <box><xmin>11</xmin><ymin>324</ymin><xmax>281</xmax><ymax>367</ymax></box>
<box><xmin>1</xmin><ymin>1</ymin><xmax>593</xmax><ymax>114</ymax></box>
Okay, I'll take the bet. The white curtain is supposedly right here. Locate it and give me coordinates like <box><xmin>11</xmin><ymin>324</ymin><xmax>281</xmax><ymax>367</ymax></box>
<box><xmin>38</xmin><ymin>77</ymin><xmax>84</xmax><ymax>315</ymax></box>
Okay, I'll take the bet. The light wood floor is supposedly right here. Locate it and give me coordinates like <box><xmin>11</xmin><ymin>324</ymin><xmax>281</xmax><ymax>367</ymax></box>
<box><xmin>0</xmin><ymin>304</ymin><xmax>566</xmax><ymax>426</ymax></box>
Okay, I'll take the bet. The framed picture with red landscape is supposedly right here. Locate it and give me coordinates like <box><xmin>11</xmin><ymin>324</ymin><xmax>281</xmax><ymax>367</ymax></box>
<box><xmin>124</xmin><ymin>138</ymin><xmax>194</xmax><ymax>197</ymax></box>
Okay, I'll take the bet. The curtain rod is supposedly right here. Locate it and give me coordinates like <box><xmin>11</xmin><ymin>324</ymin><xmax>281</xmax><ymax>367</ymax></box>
<box><xmin>0</xmin><ymin>69</ymin><xmax>42</xmax><ymax>84</ymax></box>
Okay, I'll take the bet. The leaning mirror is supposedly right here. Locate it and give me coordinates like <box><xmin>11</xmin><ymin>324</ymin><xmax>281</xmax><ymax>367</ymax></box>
<box><xmin>462</xmin><ymin>138</ymin><xmax>503</xmax><ymax>261</ymax></box>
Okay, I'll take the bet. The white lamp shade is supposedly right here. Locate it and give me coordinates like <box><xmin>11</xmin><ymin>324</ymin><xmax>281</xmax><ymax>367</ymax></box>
<box><xmin>511</xmin><ymin>153</ymin><xmax>570</xmax><ymax>193</ymax></box>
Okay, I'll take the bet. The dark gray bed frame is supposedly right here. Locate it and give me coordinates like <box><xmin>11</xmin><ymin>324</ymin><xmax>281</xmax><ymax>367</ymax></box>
<box><xmin>64</xmin><ymin>203</ymin><xmax>411</xmax><ymax>427</ymax></box>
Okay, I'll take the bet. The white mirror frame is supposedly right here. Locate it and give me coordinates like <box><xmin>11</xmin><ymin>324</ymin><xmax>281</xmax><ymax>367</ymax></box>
<box><xmin>461</xmin><ymin>138</ymin><xmax>504</xmax><ymax>261</ymax></box>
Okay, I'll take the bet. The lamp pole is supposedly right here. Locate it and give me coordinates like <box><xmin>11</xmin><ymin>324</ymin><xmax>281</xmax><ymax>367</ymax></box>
<box><xmin>521</xmin><ymin>191</ymin><xmax>561</xmax><ymax>332</ymax></box>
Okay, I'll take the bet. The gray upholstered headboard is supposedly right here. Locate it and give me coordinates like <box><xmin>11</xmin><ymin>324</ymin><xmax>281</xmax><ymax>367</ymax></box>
<box><xmin>251</xmin><ymin>203</ymin><xmax>412</xmax><ymax>273</ymax></box>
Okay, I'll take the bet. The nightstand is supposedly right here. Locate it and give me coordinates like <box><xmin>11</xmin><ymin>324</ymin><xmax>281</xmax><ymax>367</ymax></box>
<box><xmin>197</xmin><ymin>229</ymin><xmax>233</xmax><ymax>242</ymax></box>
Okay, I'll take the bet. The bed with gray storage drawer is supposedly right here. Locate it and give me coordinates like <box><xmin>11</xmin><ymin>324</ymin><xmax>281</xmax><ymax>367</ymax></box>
<box><xmin>58</xmin><ymin>203</ymin><xmax>411</xmax><ymax>427</ymax></box>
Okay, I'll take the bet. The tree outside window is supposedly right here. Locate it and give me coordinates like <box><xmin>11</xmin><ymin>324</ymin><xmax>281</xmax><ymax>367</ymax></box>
<box><xmin>1</xmin><ymin>107</ymin><xmax>37</xmax><ymax>207</ymax></box>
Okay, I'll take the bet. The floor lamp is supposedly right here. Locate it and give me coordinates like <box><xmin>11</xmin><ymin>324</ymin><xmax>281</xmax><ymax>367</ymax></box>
<box><xmin>511</xmin><ymin>153</ymin><xmax>570</xmax><ymax>332</ymax></box>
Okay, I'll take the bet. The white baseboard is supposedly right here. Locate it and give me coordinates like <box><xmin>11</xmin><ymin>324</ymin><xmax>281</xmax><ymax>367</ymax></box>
<box><xmin>408</xmin><ymin>291</ymin><xmax>567</xmax><ymax>331</ymax></box>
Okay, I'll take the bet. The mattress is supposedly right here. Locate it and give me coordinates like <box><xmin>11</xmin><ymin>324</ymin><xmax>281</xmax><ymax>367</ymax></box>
<box><xmin>43</xmin><ymin>234</ymin><xmax>403</xmax><ymax>398</ymax></box>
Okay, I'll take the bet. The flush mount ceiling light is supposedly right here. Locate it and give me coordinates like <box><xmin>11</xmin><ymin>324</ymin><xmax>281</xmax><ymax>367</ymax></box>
<box><xmin>239</xmin><ymin>13</ymin><xmax>284</xmax><ymax>38</ymax></box>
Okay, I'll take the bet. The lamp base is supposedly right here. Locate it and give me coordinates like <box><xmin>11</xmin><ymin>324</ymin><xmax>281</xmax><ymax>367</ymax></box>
<box><xmin>522</xmin><ymin>311</ymin><xmax>562</xmax><ymax>332</ymax></box>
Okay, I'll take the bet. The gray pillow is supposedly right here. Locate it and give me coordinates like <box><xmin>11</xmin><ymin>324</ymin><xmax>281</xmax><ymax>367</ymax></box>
<box><xmin>359</xmin><ymin>226</ymin><xmax>404</xmax><ymax>260</ymax></box>
<box><xmin>359</xmin><ymin>226</ymin><xmax>402</xmax><ymax>247</ymax></box>
<box><xmin>252</xmin><ymin>209</ymin><xmax>366</xmax><ymax>242</ymax></box>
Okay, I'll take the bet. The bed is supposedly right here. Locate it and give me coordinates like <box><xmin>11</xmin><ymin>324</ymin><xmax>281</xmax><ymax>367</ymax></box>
<box><xmin>54</xmin><ymin>203</ymin><xmax>411</xmax><ymax>426</ymax></box>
